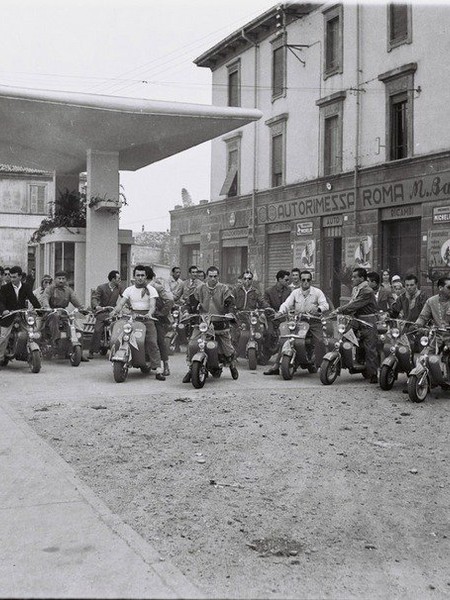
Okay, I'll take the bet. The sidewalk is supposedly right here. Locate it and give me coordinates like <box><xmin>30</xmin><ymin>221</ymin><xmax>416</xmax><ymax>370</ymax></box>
<box><xmin>0</xmin><ymin>401</ymin><xmax>203</xmax><ymax>599</ymax></box>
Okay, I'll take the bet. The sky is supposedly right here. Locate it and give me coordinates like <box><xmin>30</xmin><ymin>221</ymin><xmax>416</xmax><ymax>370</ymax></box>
<box><xmin>0</xmin><ymin>0</ymin><xmax>277</xmax><ymax>232</ymax></box>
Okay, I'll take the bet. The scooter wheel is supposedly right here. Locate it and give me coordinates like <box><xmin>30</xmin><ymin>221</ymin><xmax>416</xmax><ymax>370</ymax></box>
<box><xmin>407</xmin><ymin>373</ymin><xmax>428</xmax><ymax>403</ymax></box>
<box><xmin>320</xmin><ymin>357</ymin><xmax>339</xmax><ymax>385</ymax></box>
<box><xmin>280</xmin><ymin>355</ymin><xmax>295</xmax><ymax>380</ymax></box>
<box><xmin>248</xmin><ymin>348</ymin><xmax>257</xmax><ymax>371</ymax></box>
<box><xmin>70</xmin><ymin>346</ymin><xmax>81</xmax><ymax>367</ymax></box>
<box><xmin>113</xmin><ymin>361</ymin><xmax>128</xmax><ymax>383</ymax></box>
<box><xmin>29</xmin><ymin>349</ymin><xmax>41</xmax><ymax>373</ymax></box>
<box><xmin>379</xmin><ymin>364</ymin><xmax>396</xmax><ymax>390</ymax></box>
<box><xmin>192</xmin><ymin>361</ymin><xmax>207</xmax><ymax>388</ymax></box>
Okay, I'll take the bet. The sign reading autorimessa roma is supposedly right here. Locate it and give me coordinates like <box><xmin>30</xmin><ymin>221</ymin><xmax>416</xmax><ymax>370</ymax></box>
<box><xmin>256</xmin><ymin>172</ymin><xmax>450</xmax><ymax>223</ymax></box>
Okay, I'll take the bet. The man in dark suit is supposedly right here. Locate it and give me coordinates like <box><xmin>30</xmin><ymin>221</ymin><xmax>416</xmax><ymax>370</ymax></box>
<box><xmin>0</xmin><ymin>265</ymin><xmax>41</xmax><ymax>363</ymax></box>
<box><xmin>88</xmin><ymin>270</ymin><xmax>123</xmax><ymax>358</ymax></box>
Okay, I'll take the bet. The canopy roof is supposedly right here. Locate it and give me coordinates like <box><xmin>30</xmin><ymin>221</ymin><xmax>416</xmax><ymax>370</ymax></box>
<box><xmin>0</xmin><ymin>85</ymin><xmax>261</xmax><ymax>174</ymax></box>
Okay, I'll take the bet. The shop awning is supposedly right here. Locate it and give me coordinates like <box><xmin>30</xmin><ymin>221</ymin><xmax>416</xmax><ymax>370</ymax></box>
<box><xmin>0</xmin><ymin>85</ymin><xmax>261</xmax><ymax>173</ymax></box>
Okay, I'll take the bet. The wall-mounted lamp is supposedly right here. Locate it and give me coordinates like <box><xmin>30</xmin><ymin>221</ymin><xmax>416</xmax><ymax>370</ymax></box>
<box><xmin>206</xmin><ymin>208</ymin><xmax>211</xmax><ymax>215</ymax></box>
<box><xmin>326</xmin><ymin>182</ymin><xmax>332</xmax><ymax>191</ymax></box>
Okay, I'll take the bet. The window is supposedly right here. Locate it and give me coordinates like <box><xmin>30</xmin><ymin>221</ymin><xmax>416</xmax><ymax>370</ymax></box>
<box><xmin>227</xmin><ymin>61</ymin><xmax>240</xmax><ymax>107</ymax></box>
<box><xmin>379</xmin><ymin>63</ymin><xmax>416</xmax><ymax>161</ymax></box>
<box><xmin>266</xmin><ymin>113</ymin><xmax>288</xmax><ymax>188</ymax></box>
<box><xmin>29</xmin><ymin>184</ymin><xmax>47</xmax><ymax>214</ymax></box>
<box><xmin>323</xmin><ymin>5</ymin><xmax>343</xmax><ymax>78</ymax></box>
<box><xmin>390</xmin><ymin>92</ymin><xmax>408</xmax><ymax>160</ymax></box>
<box><xmin>272</xmin><ymin>134</ymin><xmax>283</xmax><ymax>187</ymax></box>
<box><xmin>54</xmin><ymin>241</ymin><xmax>75</xmax><ymax>286</ymax></box>
<box><xmin>388</xmin><ymin>3</ymin><xmax>411</xmax><ymax>50</ymax></box>
<box><xmin>220</xmin><ymin>134</ymin><xmax>241</xmax><ymax>198</ymax></box>
<box><xmin>324</xmin><ymin>115</ymin><xmax>340</xmax><ymax>175</ymax></box>
<box><xmin>316</xmin><ymin>92</ymin><xmax>345</xmax><ymax>176</ymax></box>
<box><xmin>271</xmin><ymin>36</ymin><xmax>286</xmax><ymax>100</ymax></box>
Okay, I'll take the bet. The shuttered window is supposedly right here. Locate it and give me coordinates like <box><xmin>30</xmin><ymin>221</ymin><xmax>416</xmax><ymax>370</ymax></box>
<box><xmin>272</xmin><ymin>134</ymin><xmax>284</xmax><ymax>187</ymax></box>
<box><xmin>323</xmin><ymin>5</ymin><xmax>343</xmax><ymax>78</ymax></box>
<box><xmin>324</xmin><ymin>115</ymin><xmax>340</xmax><ymax>175</ymax></box>
<box><xmin>228</xmin><ymin>69</ymin><xmax>240</xmax><ymax>107</ymax></box>
<box><xmin>388</xmin><ymin>3</ymin><xmax>411</xmax><ymax>50</ymax></box>
<box><xmin>390</xmin><ymin>92</ymin><xmax>408</xmax><ymax>160</ymax></box>
<box><xmin>29</xmin><ymin>185</ymin><xmax>46</xmax><ymax>214</ymax></box>
<box><xmin>267</xmin><ymin>232</ymin><xmax>291</xmax><ymax>285</ymax></box>
<box><xmin>272</xmin><ymin>46</ymin><xmax>285</xmax><ymax>99</ymax></box>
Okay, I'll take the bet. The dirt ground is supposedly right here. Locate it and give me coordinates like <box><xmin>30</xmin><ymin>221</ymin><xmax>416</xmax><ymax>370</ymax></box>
<box><xmin>8</xmin><ymin>353</ymin><xmax>450</xmax><ymax>599</ymax></box>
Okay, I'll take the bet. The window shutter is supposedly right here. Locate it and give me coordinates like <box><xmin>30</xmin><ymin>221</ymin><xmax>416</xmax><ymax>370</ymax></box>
<box><xmin>390</xmin><ymin>4</ymin><xmax>408</xmax><ymax>41</ymax></box>
<box><xmin>272</xmin><ymin>47</ymin><xmax>284</xmax><ymax>97</ymax></box>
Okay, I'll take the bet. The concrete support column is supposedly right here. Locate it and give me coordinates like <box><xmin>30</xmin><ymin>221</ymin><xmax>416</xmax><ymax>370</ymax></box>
<box><xmin>85</xmin><ymin>150</ymin><xmax>120</xmax><ymax>305</ymax></box>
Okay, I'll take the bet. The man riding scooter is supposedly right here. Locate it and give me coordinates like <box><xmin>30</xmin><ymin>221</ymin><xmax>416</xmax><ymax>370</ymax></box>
<box><xmin>88</xmin><ymin>270</ymin><xmax>123</xmax><ymax>359</ymax></box>
<box><xmin>182</xmin><ymin>265</ymin><xmax>238</xmax><ymax>383</ymax></box>
<box><xmin>111</xmin><ymin>264</ymin><xmax>165</xmax><ymax>380</ymax></box>
<box><xmin>0</xmin><ymin>265</ymin><xmax>41</xmax><ymax>365</ymax></box>
<box><xmin>265</xmin><ymin>270</ymin><xmax>329</xmax><ymax>375</ymax></box>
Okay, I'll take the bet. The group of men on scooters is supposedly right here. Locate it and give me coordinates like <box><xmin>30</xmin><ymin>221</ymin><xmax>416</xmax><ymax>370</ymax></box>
<box><xmin>3</xmin><ymin>258</ymin><xmax>450</xmax><ymax>390</ymax></box>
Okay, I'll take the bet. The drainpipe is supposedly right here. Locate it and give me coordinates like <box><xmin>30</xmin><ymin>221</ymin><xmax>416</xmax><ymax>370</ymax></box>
<box><xmin>354</xmin><ymin>3</ymin><xmax>361</xmax><ymax>232</ymax></box>
<box><xmin>241</xmin><ymin>29</ymin><xmax>259</xmax><ymax>243</ymax></box>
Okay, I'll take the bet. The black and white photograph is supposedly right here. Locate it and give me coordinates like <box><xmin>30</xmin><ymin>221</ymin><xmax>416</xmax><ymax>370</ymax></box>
<box><xmin>0</xmin><ymin>1</ymin><xmax>449</xmax><ymax>598</ymax></box>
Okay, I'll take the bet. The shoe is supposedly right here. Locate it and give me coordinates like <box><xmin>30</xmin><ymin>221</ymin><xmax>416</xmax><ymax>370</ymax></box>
<box><xmin>369</xmin><ymin>375</ymin><xmax>378</xmax><ymax>384</ymax></box>
<box><xmin>402</xmin><ymin>386</ymin><xmax>409</xmax><ymax>394</ymax></box>
<box><xmin>182</xmin><ymin>370</ymin><xmax>192</xmax><ymax>383</ymax></box>
<box><xmin>163</xmin><ymin>362</ymin><xmax>170</xmax><ymax>377</ymax></box>
<box><xmin>155</xmin><ymin>370</ymin><xmax>166</xmax><ymax>381</ymax></box>
<box><xmin>230</xmin><ymin>364</ymin><xmax>239</xmax><ymax>380</ymax></box>
<box><xmin>87</xmin><ymin>351</ymin><xmax>95</xmax><ymax>359</ymax></box>
<box><xmin>264</xmin><ymin>366</ymin><xmax>280</xmax><ymax>375</ymax></box>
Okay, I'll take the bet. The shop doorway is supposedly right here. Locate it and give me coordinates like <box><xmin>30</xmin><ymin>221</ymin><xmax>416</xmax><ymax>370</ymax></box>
<box><xmin>222</xmin><ymin>246</ymin><xmax>248</xmax><ymax>285</ymax></box>
<box><xmin>382</xmin><ymin>218</ymin><xmax>421</xmax><ymax>277</ymax></box>
<box><xmin>182</xmin><ymin>244</ymin><xmax>200</xmax><ymax>275</ymax></box>
<box><xmin>322</xmin><ymin>236</ymin><xmax>342</xmax><ymax>309</ymax></box>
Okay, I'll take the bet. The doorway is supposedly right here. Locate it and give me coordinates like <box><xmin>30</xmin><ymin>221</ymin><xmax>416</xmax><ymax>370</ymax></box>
<box><xmin>322</xmin><ymin>237</ymin><xmax>342</xmax><ymax>308</ymax></box>
<box><xmin>382</xmin><ymin>218</ymin><xmax>421</xmax><ymax>277</ymax></box>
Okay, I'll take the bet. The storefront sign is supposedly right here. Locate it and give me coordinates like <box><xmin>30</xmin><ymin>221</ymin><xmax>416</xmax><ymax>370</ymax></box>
<box><xmin>344</xmin><ymin>235</ymin><xmax>373</xmax><ymax>270</ymax></box>
<box><xmin>257</xmin><ymin>191</ymin><xmax>355</xmax><ymax>223</ymax></box>
<box><xmin>296</xmin><ymin>221</ymin><xmax>313</xmax><ymax>236</ymax></box>
<box><xmin>361</xmin><ymin>172</ymin><xmax>450</xmax><ymax>210</ymax></box>
<box><xmin>433</xmin><ymin>206</ymin><xmax>450</xmax><ymax>224</ymax></box>
<box><xmin>381</xmin><ymin>204</ymin><xmax>421</xmax><ymax>221</ymax></box>
<box><xmin>428</xmin><ymin>229</ymin><xmax>450</xmax><ymax>267</ymax></box>
<box><xmin>323</xmin><ymin>214</ymin><xmax>343</xmax><ymax>227</ymax></box>
<box><xmin>293</xmin><ymin>239</ymin><xmax>316</xmax><ymax>278</ymax></box>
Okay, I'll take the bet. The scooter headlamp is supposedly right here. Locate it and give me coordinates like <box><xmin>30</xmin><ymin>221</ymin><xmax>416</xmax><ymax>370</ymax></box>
<box><xmin>288</xmin><ymin>321</ymin><xmax>296</xmax><ymax>331</ymax></box>
<box><xmin>420</xmin><ymin>336</ymin><xmax>429</xmax><ymax>347</ymax></box>
<box><xmin>199</xmin><ymin>322</ymin><xmax>208</xmax><ymax>333</ymax></box>
<box><xmin>172</xmin><ymin>310</ymin><xmax>179</xmax><ymax>318</ymax></box>
<box><xmin>391</xmin><ymin>328</ymin><xmax>400</xmax><ymax>339</ymax></box>
<box><xmin>250</xmin><ymin>316</ymin><xmax>258</xmax><ymax>325</ymax></box>
<box><xmin>122</xmin><ymin>334</ymin><xmax>130</xmax><ymax>342</ymax></box>
<box><xmin>338</xmin><ymin>324</ymin><xmax>346</xmax><ymax>334</ymax></box>
<box><xmin>27</xmin><ymin>315</ymin><xmax>35</xmax><ymax>326</ymax></box>
<box><xmin>123</xmin><ymin>323</ymin><xmax>132</xmax><ymax>334</ymax></box>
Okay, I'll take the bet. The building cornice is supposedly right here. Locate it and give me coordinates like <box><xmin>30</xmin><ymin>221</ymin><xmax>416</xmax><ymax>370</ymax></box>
<box><xmin>194</xmin><ymin>2</ymin><xmax>322</xmax><ymax>71</ymax></box>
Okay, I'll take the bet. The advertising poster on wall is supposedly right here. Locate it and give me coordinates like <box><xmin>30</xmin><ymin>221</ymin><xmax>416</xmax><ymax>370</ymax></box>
<box><xmin>428</xmin><ymin>230</ymin><xmax>450</xmax><ymax>268</ymax></box>
<box><xmin>293</xmin><ymin>239</ymin><xmax>316</xmax><ymax>278</ymax></box>
<box><xmin>344</xmin><ymin>235</ymin><xmax>373</xmax><ymax>269</ymax></box>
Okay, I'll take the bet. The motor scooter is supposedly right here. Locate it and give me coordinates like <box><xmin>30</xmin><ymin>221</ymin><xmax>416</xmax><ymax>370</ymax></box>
<box><xmin>234</xmin><ymin>309</ymin><xmax>271</xmax><ymax>370</ymax></box>
<box><xmin>275</xmin><ymin>311</ymin><xmax>327</xmax><ymax>380</ymax></box>
<box><xmin>406</xmin><ymin>324</ymin><xmax>450</xmax><ymax>402</ymax></box>
<box><xmin>165</xmin><ymin>305</ymin><xmax>188</xmax><ymax>354</ymax></box>
<box><xmin>188</xmin><ymin>314</ymin><xmax>238</xmax><ymax>388</ymax></box>
<box><xmin>109</xmin><ymin>312</ymin><xmax>156</xmax><ymax>382</ymax></box>
<box><xmin>0</xmin><ymin>309</ymin><xmax>42</xmax><ymax>372</ymax></box>
<box><xmin>40</xmin><ymin>307</ymin><xmax>85</xmax><ymax>366</ymax></box>
<box><xmin>90</xmin><ymin>306</ymin><xmax>115</xmax><ymax>355</ymax></box>
<box><xmin>379</xmin><ymin>318</ymin><xmax>417</xmax><ymax>390</ymax></box>
<box><xmin>320</xmin><ymin>314</ymin><xmax>378</xmax><ymax>385</ymax></box>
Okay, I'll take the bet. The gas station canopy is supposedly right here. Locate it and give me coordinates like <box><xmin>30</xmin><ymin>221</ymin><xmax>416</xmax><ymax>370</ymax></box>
<box><xmin>0</xmin><ymin>85</ymin><xmax>262</xmax><ymax>173</ymax></box>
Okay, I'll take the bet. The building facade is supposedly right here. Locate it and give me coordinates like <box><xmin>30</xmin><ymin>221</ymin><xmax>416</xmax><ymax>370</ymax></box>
<box><xmin>170</xmin><ymin>2</ymin><xmax>450</xmax><ymax>303</ymax></box>
<box><xmin>0</xmin><ymin>164</ymin><xmax>54</xmax><ymax>272</ymax></box>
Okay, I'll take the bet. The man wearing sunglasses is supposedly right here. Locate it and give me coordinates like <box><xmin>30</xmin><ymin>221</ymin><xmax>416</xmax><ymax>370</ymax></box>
<box><xmin>415</xmin><ymin>277</ymin><xmax>450</xmax><ymax>347</ymax></box>
<box><xmin>265</xmin><ymin>270</ymin><xmax>329</xmax><ymax>375</ymax></box>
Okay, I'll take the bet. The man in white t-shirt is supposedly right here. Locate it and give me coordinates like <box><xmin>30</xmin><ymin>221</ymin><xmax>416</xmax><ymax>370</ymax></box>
<box><xmin>112</xmin><ymin>264</ymin><xmax>165</xmax><ymax>380</ymax></box>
